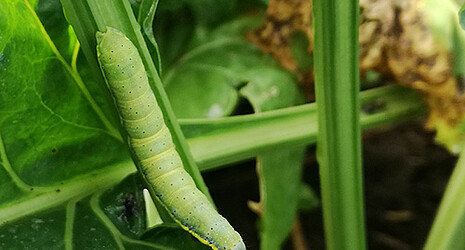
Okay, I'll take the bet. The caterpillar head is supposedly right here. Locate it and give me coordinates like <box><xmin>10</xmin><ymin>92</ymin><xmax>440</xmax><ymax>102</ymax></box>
<box><xmin>96</xmin><ymin>27</ymin><xmax>135</xmax><ymax>66</ymax></box>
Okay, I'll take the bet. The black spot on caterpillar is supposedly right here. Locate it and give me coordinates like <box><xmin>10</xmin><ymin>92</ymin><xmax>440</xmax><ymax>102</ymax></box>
<box><xmin>96</xmin><ymin>27</ymin><xmax>245</xmax><ymax>250</ymax></box>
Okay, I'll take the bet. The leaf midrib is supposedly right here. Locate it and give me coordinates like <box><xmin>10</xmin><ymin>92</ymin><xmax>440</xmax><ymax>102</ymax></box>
<box><xmin>0</xmin><ymin>160</ymin><xmax>135</xmax><ymax>225</ymax></box>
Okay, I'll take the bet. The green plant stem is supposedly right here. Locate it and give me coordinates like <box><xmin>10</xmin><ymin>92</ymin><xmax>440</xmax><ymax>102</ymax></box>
<box><xmin>312</xmin><ymin>0</ymin><xmax>367</xmax><ymax>249</ymax></box>
<box><xmin>0</xmin><ymin>86</ymin><xmax>426</xmax><ymax>223</ymax></box>
<box><xmin>186</xmin><ymin>85</ymin><xmax>425</xmax><ymax>170</ymax></box>
<box><xmin>424</xmin><ymin>149</ymin><xmax>465</xmax><ymax>250</ymax></box>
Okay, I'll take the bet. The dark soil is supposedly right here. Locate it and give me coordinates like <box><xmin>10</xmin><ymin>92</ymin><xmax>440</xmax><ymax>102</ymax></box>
<box><xmin>202</xmin><ymin>119</ymin><xmax>457</xmax><ymax>250</ymax></box>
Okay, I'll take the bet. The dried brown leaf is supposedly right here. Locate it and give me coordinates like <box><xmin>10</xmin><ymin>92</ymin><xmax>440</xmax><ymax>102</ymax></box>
<box><xmin>248</xmin><ymin>0</ymin><xmax>465</xmax><ymax>150</ymax></box>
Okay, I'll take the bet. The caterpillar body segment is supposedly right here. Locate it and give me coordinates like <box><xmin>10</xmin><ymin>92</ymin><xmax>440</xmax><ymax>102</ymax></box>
<box><xmin>96</xmin><ymin>27</ymin><xmax>245</xmax><ymax>250</ymax></box>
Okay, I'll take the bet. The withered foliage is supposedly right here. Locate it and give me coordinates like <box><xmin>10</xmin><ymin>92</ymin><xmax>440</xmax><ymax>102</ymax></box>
<box><xmin>245</xmin><ymin>0</ymin><xmax>315</xmax><ymax>99</ymax></box>
<box><xmin>360</xmin><ymin>0</ymin><xmax>465</xmax><ymax>129</ymax></box>
<box><xmin>246</xmin><ymin>0</ymin><xmax>313</xmax><ymax>72</ymax></box>
<box><xmin>247</xmin><ymin>0</ymin><xmax>465</xmax><ymax>131</ymax></box>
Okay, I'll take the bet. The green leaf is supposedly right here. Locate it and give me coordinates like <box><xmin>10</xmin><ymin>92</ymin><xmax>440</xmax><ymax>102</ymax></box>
<box><xmin>127</xmin><ymin>0</ymin><xmax>142</xmax><ymax>16</ymax></box>
<box><xmin>290</xmin><ymin>31</ymin><xmax>313</xmax><ymax>72</ymax></box>
<box><xmin>187</xmin><ymin>0</ymin><xmax>238</xmax><ymax>26</ymax></box>
<box><xmin>297</xmin><ymin>183</ymin><xmax>320</xmax><ymax>211</ymax></box>
<box><xmin>191</xmin><ymin>14</ymin><xmax>263</xmax><ymax>46</ymax></box>
<box><xmin>0</xmin><ymin>174</ymin><xmax>159</xmax><ymax>249</ymax></box>
<box><xmin>153</xmin><ymin>7</ymin><xmax>195</xmax><ymax>71</ymax></box>
<box><xmin>424</xmin><ymin>148</ymin><xmax>465</xmax><ymax>249</ymax></box>
<box><xmin>154</xmin><ymin>2</ymin><xmax>262</xmax><ymax>71</ymax></box>
<box><xmin>36</xmin><ymin>0</ymin><xmax>77</xmax><ymax>62</ymax></box>
<box><xmin>157</xmin><ymin>0</ymin><xmax>238</xmax><ymax>26</ymax></box>
<box><xmin>136</xmin><ymin>0</ymin><xmax>162</xmax><ymax>74</ymax></box>
<box><xmin>256</xmin><ymin>148</ymin><xmax>306</xmax><ymax>250</ymax></box>
<box><xmin>163</xmin><ymin>15</ymin><xmax>275</xmax><ymax>119</ymax></box>
<box><xmin>239</xmin><ymin>54</ymin><xmax>305</xmax><ymax>249</ymax></box>
<box><xmin>0</xmin><ymin>0</ymin><xmax>127</xmax><ymax>207</ymax></box>
<box><xmin>239</xmin><ymin>65</ymin><xmax>304</xmax><ymax>112</ymax></box>
<box><xmin>166</xmin><ymin>65</ymin><xmax>239</xmax><ymax>118</ymax></box>
<box><xmin>460</xmin><ymin>3</ymin><xmax>465</xmax><ymax>30</ymax></box>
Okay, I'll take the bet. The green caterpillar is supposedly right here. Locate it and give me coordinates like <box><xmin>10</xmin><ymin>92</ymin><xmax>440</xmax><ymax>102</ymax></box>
<box><xmin>96</xmin><ymin>27</ymin><xmax>245</xmax><ymax>250</ymax></box>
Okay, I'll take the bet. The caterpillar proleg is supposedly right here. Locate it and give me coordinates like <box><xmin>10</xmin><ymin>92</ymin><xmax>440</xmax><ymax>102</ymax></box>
<box><xmin>96</xmin><ymin>27</ymin><xmax>245</xmax><ymax>250</ymax></box>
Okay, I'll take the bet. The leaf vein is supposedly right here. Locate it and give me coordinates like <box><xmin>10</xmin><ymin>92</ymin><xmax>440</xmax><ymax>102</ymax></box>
<box><xmin>23</xmin><ymin>0</ymin><xmax>122</xmax><ymax>142</ymax></box>
<box><xmin>0</xmin><ymin>132</ymin><xmax>35</xmax><ymax>192</ymax></box>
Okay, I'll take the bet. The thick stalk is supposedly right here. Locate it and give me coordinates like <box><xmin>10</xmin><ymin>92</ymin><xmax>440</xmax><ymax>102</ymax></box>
<box><xmin>312</xmin><ymin>0</ymin><xmax>367</xmax><ymax>249</ymax></box>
